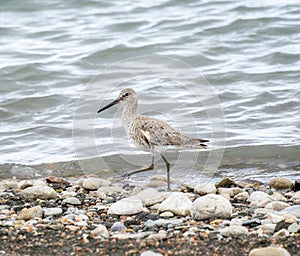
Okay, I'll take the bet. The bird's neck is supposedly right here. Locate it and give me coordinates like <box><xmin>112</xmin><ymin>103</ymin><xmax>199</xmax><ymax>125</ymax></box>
<box><xmin>121</xmin><ymin>100</ymin><xmax>137</xmax><ymax>134</ymax></box>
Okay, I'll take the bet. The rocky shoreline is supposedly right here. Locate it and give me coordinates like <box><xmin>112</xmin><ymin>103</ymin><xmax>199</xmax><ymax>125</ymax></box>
<box><xmin>0</xmin><ymin>175</ymin><xmax>299</xmax><ymax>255</ymax></box>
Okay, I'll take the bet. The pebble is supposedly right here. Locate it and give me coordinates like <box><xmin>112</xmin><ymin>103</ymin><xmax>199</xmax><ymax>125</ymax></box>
<box><xmin>194</xmin><ymin>183</ymin><xmax>216</xmax><ymax>195</ymax></box>
<box><xmin>219</xmin><ymin>226</ymin><xmax>248</xmax><ymax>237</ymax></box>
<box><xmin>191</xmin><ymin>194</ymin><xmax>232</xmax><ymax>220</ymax></box>
<box><xmin>18</xmin><ymin>205</ymin><xmax>43</xmax><ymax>220</ymax></box>
<box><xmin>43</xmin><ymin>207</ymin><xmax>63</xmax><ymax>217</ymax></box>
<box><xmin>234</xmin><ymin>191</ymin><xmax>249</xmax><ymax>201</ymax></box>
<box><xmin>79</xmin><ymin>177</ymin><xmax>111</xmax><ymax>190</ymax></box>
<box><xmin>158</xmin><ymin>192</ymin><xmax>192</xmax><ymax>216</ymax></box>
<box><xmin>140</xmin><ymin>250</ymin><xmax>163</xmax><ymax>256</ymax></box>
<box><xmin>160</xmin><ymin>211</ymin><xmax>174</xmax><ymax>217</ymax></box>
<box><xmin>291</xmin><ymin>191</ymin><xmax>300</xmax><ymax>201</ymax></box>
<box><xmin>111</xmin><ymin>221</ymin><xmax>127</xmax><ymax>232</ymax></box>
<box><xmin>90</xmin><ymin>224</ymin><xmax>109</xmax><ymax>239</ymax></box>
<box><xmin>97</xmin><ymin>186</ymin><xmax>124</xmax><ymax>195</ymax></box>
<box><xmin>216</xmin><ymin>177</ymin><xmax>237</xmax><ymax>188</ymax></box>
<box><xmin>247</xmin><ymin>191</ymin><xmax>275</xmax><ymax>208</ymax></box>
<box><xmin>134</xmin><ymin>188</ymin><xmax>168</xmax><ymax>206</ymax></box>
<box><xmin>108</xmin><ymin>197</ymin><xmax>143</xmax><ymax>215</ymax></box>
<box><xmin>273</xmin><ymin>228</ymin><xmax>289</xmax><ymax>237</ymax></box>
<box><xmin>270</xmin><ymin>177</ymin><xmax>293</xmax><ymax>190</ymax></box>
<box><xmin>249</xmin><ymin>246</ymin><xmax>291</xmax><ymax>256</ymax></box>
<box><xmin>21</xmin><ymin>186</ymin><xmax>57</xmax><ymax>200</ymax></box>
<box><xmin>265</xmin><ymin>201</ymin><xmax>290</xmax><ymax>211</ymax></box>
<box><xmin>62</xmin><ymin>197</ymin><xmax>81</xmax><ymax>205</ymax></box>
<box><xmin>266</xmin><ymin>213</ymin><xmax>285</xmax><ymax>224</ymax></box>
<box><xmin>279</xmin><ymin>205</ymin><xmax>300</xmax><ymax>217</ymax></box>
<box><xmin>287</xmin><ymin>222</ymin><xmax>300</xmax><ymax>233</ymax></box>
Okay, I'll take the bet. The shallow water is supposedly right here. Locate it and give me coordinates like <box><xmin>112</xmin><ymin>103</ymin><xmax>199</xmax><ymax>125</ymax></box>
<box><xmin>1</xmin><ymin>0</ymin><xmax>299</xmax><ymax>184</ymax></box>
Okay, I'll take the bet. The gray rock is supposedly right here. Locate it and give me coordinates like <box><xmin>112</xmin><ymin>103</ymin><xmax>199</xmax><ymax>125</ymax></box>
<box><xmin>91</xmin><ymin>224</ymin><xmax>109</xmax><ymax>239</ymax></box>
<box><xmin>108</xmin><ymin>197</ymin><xmax>143</xmax><ymax>215</ymax></box>
<box><xmin>144</xmin><ymin>219</ymin><xmax>155</xmax><ymax>227</ymax></box>
<box><xmin>219</xmin><ymin>226</ymin><xmax>248</xmax><ymax>237</ymax></box>
<box><xmin>43</xmin><ymin>207</ymin><xmax>63</xmax><ymax>216</ymax></box>
<box><xmin>191</xmin><ymin>194</ymin><xmax>232</xmax><ymax>220</ymax></box>
<box><xmin>134</xmin><ymin>188</ymin><xmax>168</xmax><ymax>206</ymax></box>
<box><xmin>111</xmin><ymin>221</ymin><xmax>127</xmax><ymax>232</ymax></box>
<box><xmin>18</xmin><ymin>205</ymin><xmax>43</xmax><ymax>220</ymax></box>
<box><xmin>247</xmin><ymin>191</ymin><xmax>276</xmax><ymax>208</ymax></box>
<box><xmin>270</xmin><ymin>177</ymin><xmax>293</xmax><ymax>190</ymax></box>
<box><xmin>62</xmin><ymin>197</ymin><xmax>81</xmax><ymax>205</ymax></box>
<box><xmin>158</xmin><ymin>192</ymin><xmax>192</xmax><ymax>216</ymax></box>
<box><xmin>153</xmin><ymin>218</ymin><xmax>183</xmax><ymax>227</ymax></box>
<box><xmin>194</xmin><ymin>183</ymin><xmax>216</xmax><ymax>195</ymax></box>
<box><xmin>21</xmin><ymin>186</ymin><xmax>57</xmax><ymax>200</ymax></box>
<box><xmin>249</xmin><ymin>246</ymin><xmax>290</xmax><ymax>256</ymax></box>
<box><xmin>112</xmin><ymin>232</ymin><xmax>152</xmax><ymax>240</ymax></box>
<box><xmin>279</xmin><ymin>205</ymin><xmax>300</xmax><ymax>217</ymax></box>
<box><xmin>79</xmin><ymin>178</ymin><xmax>111</xmax><ymax>190</ymax></box>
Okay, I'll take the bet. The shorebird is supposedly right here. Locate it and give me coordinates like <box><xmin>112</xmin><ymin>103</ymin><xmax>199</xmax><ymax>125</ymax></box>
<box><xmin>97</xmin><ymin>88</ymin><xmax>209</xmax><ymax>190</ymax></box>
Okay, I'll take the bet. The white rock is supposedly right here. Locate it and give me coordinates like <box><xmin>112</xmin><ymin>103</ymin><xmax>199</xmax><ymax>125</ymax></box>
<box><xmin>287</xmin><ymin>222</ymin><xmax>300</xmax><ymax>233</ymax></box>
<box><xmin>79</xmin><ymin>178</ymin><xmax>111</xmax><ymax>190</ymax></box>
<box><xmin>271</xmin><ymin>192</ymin><xmax>288</xmax><ymax>202</ymax></box>
<box><xmin>273</xmin><ymin>228</ymin><xmax>289</xmax><ymax>237</ymax></box>
<box><xmin>257</xmin><ymin>224</ymin><xmax>276</xmax><ymax>232</ymax></box>
<box><xmin>291</xmin><ymin>191</ymin><xmax>300</xmax><ymax>201</ymax></box>
<box><xmin>134</xmin><ymin>188</ymin><xmax>168</xmax><ymax>206</ymax></box>
<box><xmin>191</xmin><ymin>194</ymin><xmax>232</xmax><ymax>220</ymax></box>
<box><xmin>218</xmin><ymin>188</ymin><xmax>234</xmax><ymax>197</ymax></box>
<box><xmin>265</xmin><ymin>201</ymin><xmax>290</xmax><ymax>211</ymax></box>
<box><xmin>234</xmin><ymin>192</ymin><xmax>249</xmax><ymax>201</ymax></box>
<box><xmin>62</xmin><ymin>197</ymin><xmax>81</xmax><ymax>205</ymax></box>
<box><xmin>21</xmin><ymin>186</ymin><xmax>57</xmax><ymax>200</ymax></box>
<box><xmin>247</xmin><ymin>191</ymin><xmax>276</xmax><ymax>208</ymax></box>
<box><xmin>160</xmin><ymin>211</ymin><xmax>174</xmax><ymax>217</ymax></box>
<box><xmin>279</xmin><ymin>205</ymin><xmax>300</xmax><ymax>218</ymax></box>
<box><xmin>97</xmin><ymin>186</ymin><xmax>124</xmax><ymax>195</ymax></box>
<box><xmin>91</xmin><ymin>224</ymin><xmax>109</xmax><ymax>239</ymax></box>
<box><xmin>158</xmin><ymin>192</ymin><xmax>192</xmax><ymax>216</ymax></box>
<box><xmin>219</xmin><ymin>226</ymin><xmax>248</xmax><ymax>237</ymax></box>
<box><xmin>60</xmin><ymin>191</ymin><xmax>77</xmax><ymax>198</ymax></box>
<box><xmin>141</xmin><ymin>250</ymin><xmax>163</xmax><ymax>256</ymax></box>
<box><xmin>266</xmin><ymin>213</ymin><xmax>284</xmax><ymax>224</ymax></box>
<box><xmin>43</xmin><ymin>207</ymin><xmax>63</xmax><ymax>216</ymax></box>
<box><xmin>194</xmin><ymin>183</ymin><xmax>216</xmax><ymax>195</ymax></box>
<box><xmin>108</xmin><ymin>197</ymin><xmax>143</xmax><ymax>215</ymax></box>
<box><xmin>249</xmin><ymin>246</ymin><xmax>291</xmax><ymax>256</ymax></box>
<box><xmin>153</xmin><ymin>219</ymin><xmax>183</xmax><ymax>227</ymax></box>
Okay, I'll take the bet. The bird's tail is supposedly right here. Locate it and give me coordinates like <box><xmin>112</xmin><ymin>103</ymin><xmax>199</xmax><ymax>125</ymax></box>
<box><xmin>185</xmin><ymin>137</ymin><xmax>209</xmax><ymax>149</ymax></box>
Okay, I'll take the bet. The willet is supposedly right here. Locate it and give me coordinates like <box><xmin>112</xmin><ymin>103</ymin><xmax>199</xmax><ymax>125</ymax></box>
<box><xmin>97</xmin><ymin>88</ymin><xmax>209</xmax><ymax>190</ymax></box>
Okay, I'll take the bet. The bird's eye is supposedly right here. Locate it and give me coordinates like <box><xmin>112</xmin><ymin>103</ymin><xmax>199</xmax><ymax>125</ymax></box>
<box><xmin>124</xmin><ymin>92</ymin><xmax>129</xmax><ymax>97</ymax></box>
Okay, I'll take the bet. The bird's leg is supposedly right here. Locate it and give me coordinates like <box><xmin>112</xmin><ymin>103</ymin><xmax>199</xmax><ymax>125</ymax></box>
<box><xmin>120</xmin><ymin>154</ymin><xmax>154</xmax><ymax>178</ymax></box>
<box><xmin>160</xmin><ymin>154</ymin><xmax>171</xmax><ymax>191</ymax></box>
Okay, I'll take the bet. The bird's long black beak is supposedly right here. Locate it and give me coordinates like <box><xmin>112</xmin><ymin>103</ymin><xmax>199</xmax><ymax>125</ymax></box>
<box><xmin>97</xmin><ymin>99</ymin><xmax>120</xmax><ymax>113</ymax></box>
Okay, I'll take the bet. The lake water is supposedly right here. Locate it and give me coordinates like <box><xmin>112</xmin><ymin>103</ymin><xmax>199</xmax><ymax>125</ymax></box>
<box><xmin>1</xmin><ymin>0</ymin><xmax>299</xmax><ymax>185</ymax></box>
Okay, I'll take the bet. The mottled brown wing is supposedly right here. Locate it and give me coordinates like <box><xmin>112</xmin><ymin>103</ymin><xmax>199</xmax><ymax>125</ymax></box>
<box><xmin>130</xmin><ymin>115</ymin><xmax>184</xmax><ymax>148</ymax></box>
